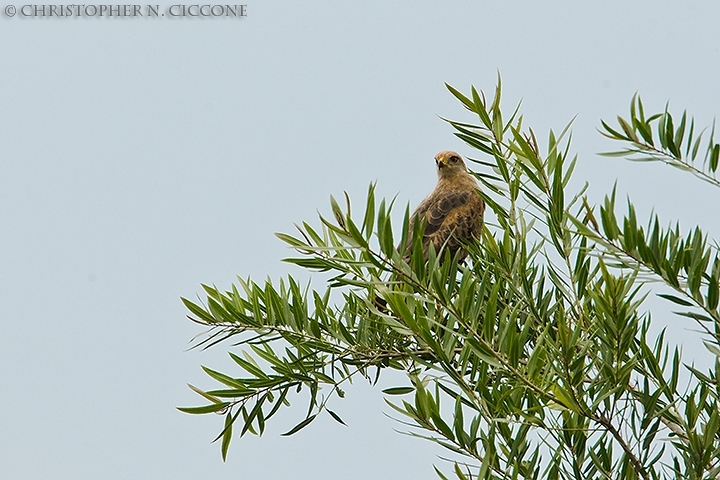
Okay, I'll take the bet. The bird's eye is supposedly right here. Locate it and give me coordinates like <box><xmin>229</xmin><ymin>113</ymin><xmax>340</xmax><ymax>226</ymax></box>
<box><xmin>450</xmin><ymin>156</ymin><xmax>459</xmax><ymax>163</ymax></box>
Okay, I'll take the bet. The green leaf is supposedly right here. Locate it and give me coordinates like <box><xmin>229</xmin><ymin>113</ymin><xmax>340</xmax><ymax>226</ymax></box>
<box><xmin>551</xmin><ymin>385</ymin><xmax>580</xmax><ymax>412</ymax></box>
<box><xmin>221</xmin><ymin>411</ymin><xmax>234</xmax><ymax>461</ymax></box>
<box><xmin>181</xmin><ymin>297</ymin><xmax>215</xmax><ymax>323</ymax></box>
<box><xmin>600</xmin><ymin>119</ymin><xmax>626</xmax><ymax>140</ymax></box>
<box><xmin>466</xmin><ymin>338</ymin><xmax>501</xmax><ymax>368</ymax></box>
<box><xmin>445</xmin><ymin>83</ymin><xmax>476</xmax><ymax>113</ymax></box>
<box><xmin>327</xmin><ymin>409</ymin><xmax>347</xmax><ymax>426</ymax></box>
<box><xmin>708</xmin><ymin>273</ymin><xmax>719</xmax><ymax>310</ymax></box>
<box><xmin>177</xmin><ymin>402</ymin><xmax>229</xmax><ymax>415</ymax></box>
<box><xmin>431</xmin><ymin>412</ymin><xmax>455</xmax><ymax>441</ymax></box>
<box><xmin>362</xmin><ymin>183</ymin><xmax>376</xmax><ymax>239</ymax></box>
<box><xmin>382</xmin><ymin>386</ymin><xmax>415</xmax><ymax>395</ymax></box>
<box><xmin>703</xmin><ymin>341</ymin><xmax>720</xmax><ymax>358</ymax></box>
<box><xmin>274</xmin><ymin>232</ymin><xmax>308</xmax><ymax>249</ymax></box>
<box><xmin>187</xmin><ymin>383</ymin><xmax>223</xmax><ymax>404</ymax></box>
<box><xmin>202</xmin><ymin>366</ymin><xmax>251</xmax><ymax>390</ymax></box>
<box><xmin>710</xmin><ymin>143</ymin><xmax>720</xmax><ymax>172</ymax></box>
<box><xmin>453</xmin><ymin>463</ymin><xmax>470</xmax><ymax>480</ymax></box>
<box><xmin>657</xmin><ymin>293</ymin><xmax>694</xmax><ymax>307</ymax></box>
<box><xmin>434</xmin><ymin>466</ymin><xmax>450</xmax><ymax>480</ymax></box>
<box><xmin>282</xmin><ymin>414</ymin><xmax>317</xmax><ymax>436</ymax></box>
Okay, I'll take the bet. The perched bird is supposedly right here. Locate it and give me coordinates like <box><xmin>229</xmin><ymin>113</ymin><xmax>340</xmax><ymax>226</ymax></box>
<box><xmin>404</xmin><ymin>150</ymin><xmax>485</xmax><ymax>262</ymax></box>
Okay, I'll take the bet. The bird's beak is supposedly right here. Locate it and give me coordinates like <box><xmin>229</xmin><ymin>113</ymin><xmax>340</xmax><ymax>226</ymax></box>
<box><xmin>436</xmin><ymin>157</ymin><xmax>445</xmax><ymax>169</ymax></box>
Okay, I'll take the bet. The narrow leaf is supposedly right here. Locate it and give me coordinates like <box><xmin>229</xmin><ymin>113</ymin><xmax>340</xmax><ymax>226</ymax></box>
<box><xmin>282</xmin><ymin>414</ymin><xmax>317</xmax><ymax>436</ymax></box>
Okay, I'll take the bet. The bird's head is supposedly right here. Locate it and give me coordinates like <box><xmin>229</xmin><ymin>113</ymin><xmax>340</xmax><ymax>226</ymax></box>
<box><xmin>435</xmin><ymin>150</ymin><xmax>467</xmax><ymax>178</ymax></box>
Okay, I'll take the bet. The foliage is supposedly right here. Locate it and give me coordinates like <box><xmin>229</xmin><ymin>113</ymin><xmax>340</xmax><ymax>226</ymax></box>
<box><xmin>180</xmin><ymin>78</ymin><xmax>720</xmax><ymax>479</ymax></box>
<box><xmin>600</xmin><ymin>93</ymin><xmax>720</xmax><ymax>188</ymax></box>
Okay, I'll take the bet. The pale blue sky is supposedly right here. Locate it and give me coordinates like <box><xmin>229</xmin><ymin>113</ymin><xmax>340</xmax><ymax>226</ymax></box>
<box><xmin>2</xmin><ymin>2</ymin><xmax>720</xmax><ymax>478</ymax></box>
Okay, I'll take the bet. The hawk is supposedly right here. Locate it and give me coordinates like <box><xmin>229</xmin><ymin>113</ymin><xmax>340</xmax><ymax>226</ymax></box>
<box><xmin>404</xmin><ymin>150</ymin><xmax>485</xmax><ymax>262</ymax></box>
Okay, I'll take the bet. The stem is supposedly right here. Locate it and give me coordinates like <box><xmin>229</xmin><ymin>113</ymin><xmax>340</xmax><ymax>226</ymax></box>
<box><xmin>626</xmin><ymin>140</ymin><xmax>720</xmax><ymax>189</ymax></box>
<box><xmin>591</xmin><ymin>412</ymin><xmax>650</xmax><ymax>480</ymax></box>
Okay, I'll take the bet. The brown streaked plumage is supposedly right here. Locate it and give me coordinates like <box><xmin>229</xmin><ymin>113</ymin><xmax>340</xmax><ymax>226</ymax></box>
<box><xmin>405</xmin><ymin>150</ymin><xmax>485</xmax><ymax>261</ymax></box>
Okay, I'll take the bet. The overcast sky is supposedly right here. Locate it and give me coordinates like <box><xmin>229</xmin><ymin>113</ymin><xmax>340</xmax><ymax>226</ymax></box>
<box><xmin>2</xmin><ymin>1</ymin><xmax>720</xmax><ymax>479</ymax></box>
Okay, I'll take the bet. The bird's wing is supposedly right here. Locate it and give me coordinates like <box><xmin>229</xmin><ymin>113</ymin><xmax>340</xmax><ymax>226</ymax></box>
<box><xmin>423</xmin><ymin>190</ymin><xmax>473</xmax><ymax>235</ymax></box>
<box><xmin>424</xmin><ymin>188</ymin><xmax>485</xmax><ymax>251</ymax></box>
